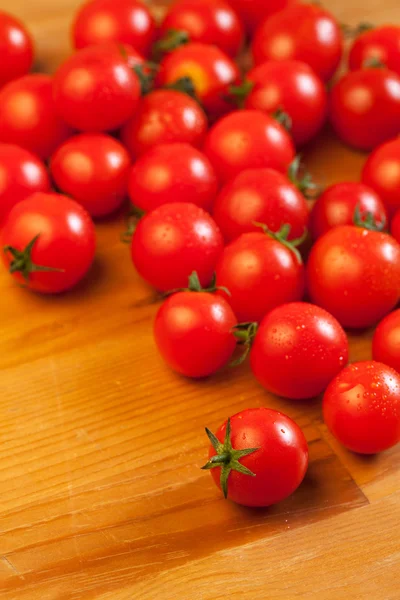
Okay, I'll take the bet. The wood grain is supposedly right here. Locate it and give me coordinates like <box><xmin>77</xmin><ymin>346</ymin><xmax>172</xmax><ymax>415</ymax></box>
<box><xmin>0</xmin><ymin>1</ymin><xmax>399</xmax><ymax>599</ymax></box>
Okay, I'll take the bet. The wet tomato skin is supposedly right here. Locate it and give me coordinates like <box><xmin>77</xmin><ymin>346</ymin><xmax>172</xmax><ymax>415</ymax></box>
<box><xmin>215</xmin><ymin>232</ymin><xmax>305</xmax><ymax>323</ymax></box>
<box><xmin>128</xmin><ymin>143</ymin><xmax>218</xmax><ymax>213</ymax></box>
<box><xmin>323</xmin><ymin>361</ymin><xmax>400</xmax><ymax>454</ymax></box>
<box><xmin>349</xmin><ymin>25</ymin><xmax>400</xmax><ymax>76</ymax></box>
<box><xmin>0</xmin><ymin>74</ymin><xmax>73</xmax><ymax>160</ymax></box>
<box><xmin>250</xmin><ymin>302</ymin><xmax>349</xmax><ymax>400</ymax></box>
<box><xmin>212</xmin><ymin>167</ymin><xmax>309</xmax><ymax>244</ymax></box>
<box><xmin>0</xmin><ymin>144</ymin><xmax>51</xmax><ymax>225</ymax></box>
<box><xmin>208</xmin><ymin>408</ymin><xmax>309</xmax><ymax>507</ymax></box>
<box><xmin>156</xmin><ymin>42</ymin><xmax>240</xmax><ymax>119</ymax></box>
<box><xmin>154</xmin><ymin>291</ymin><xmax>237</xmax><ymax>378</ymax></box>
<box><xmin>51</xmin><ymin>133</ymin><xmax>131</xmax><ymax>218</ymax></box>
<box><xmin>0</xmin><ymin>11</ymin><xmax>34</xmax><ymax>87</ymax></box>
<box><xmin>159</xmin><ymin>0</ymin><xmax>245</xmax><ymax>58</ymax></box>
<box><xmin>204</xmin><ymin>110</ymin><xmax>295</xmax><ymax>185</ymax></box>
<box><xmin>131</xmin><ymin>202</ymin><xmax>224</xmax><ymax>292</ymax></box>
<box><xmin>72</xmin><ymin>0</ymin><xmax>156</xmax><ymax>56</ymax></box>
<box><xmin>245</xmin><ymin>60</ymin><xmax>328</xmax><ymax>147</ymax></box>
<box><xmin>372</xmin><ymin>310</ymin><xmax>400</xmax><ymax>373</ymax></box>
<box><xmin>307</xmin><ymin>225</ymin><xmax>400</xmax><ymax>329</ymax></box>
<box><xmin>120</xmin><ymin>89</ymin><xmax>208</xmax><ymax>159</ymax></box>
<box><xmin>251</xmin><ymin>4</ymin><xmax>343</xmax><ymax>82</ymax></box>
<box><xmin>310</xmin><ymin>182</ymin><xmax>388</xmax><ymax>240</ymax></box>
<box><xmin>329</xmin><ymin>68</ymin><xmax>400</xmax><ymax>151</ymax></box>
<box><xmin>362</xmin><ymin>138</ymin><xmax>400</xmax><ymax>216</ymax></box>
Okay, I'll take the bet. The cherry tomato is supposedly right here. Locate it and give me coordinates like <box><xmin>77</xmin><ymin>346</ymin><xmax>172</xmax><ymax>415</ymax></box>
<box><xmin>131</xmin><ymin>202</ymin><xmax>223</xmax><ymax>292</ymax></box>
<box><xmin>204</xmin><ymin>109</ymin><xmax>295</xmax><ymax>184</ymax></box>
<box><xmin>215</xmin><ymin>230</ymin><xmax>305</xmax><ymax>322</ymax></box>
<box><xmin>50</xmin><ymin>134</ymin><xmax>131</xmax><ymax>218</ymax></box>
<box><xmin>128</xmin><ymin>143</ymin><xmax>218</xmax><ymax>213</ymax></box>
<box><xmin>349</xmin><ymin>25</ymin><xmax>400</xmax><ymax>76</ymax></box>
<box><xmin>0</xmin><ymin>11</ymin><xmax>34</xmax><ymax>87</ymax></box>
<box><xmin>0</xmin><ymin>74</ymin><xmax>73</xmax><ymax>160</ymax></box>
<box><xmin>373</xmin><ymin>310</ymin><xmax>400</xmax><ymax>373</ymax></box>
<box><xmin>323</xmin><ymin>361</ymin><xmax>400</xmax><ymax>454</ymax></box>
<box><xmin>391</xmin><ymin>209</ymin><xmax>400</xmax><ymax>243</ymax></box>
<box><xmin>158</xmin><ymin>0</ymin><xmax>244</xmax><ymax>58</ymax></box>
<box><xmin>53</xmin><ymin>43</ymin><xmax>141</xmax><ymax>132</ymax></box>
<box><xmin>120</xmin><ymin>89</ymin><xmax>208</xmax><ymax>159</ymax></box>
<box><xmin>251</xmin><ymin>4</ymin><xmax>343</xmax><ymax>82</ymax></box>
<box><xmin>212</xmin><ymin>168</ymin><xmax>308</xmax><ymax>244</ymax></box>
<box><xmin>2</xmin><ymin>192</ymin><xmax>96</xmax><ymax>294</ymax></box>
<box><xmin>307</xmin><ymin>225</ymin><xmax>400</xmax><ymax>328</ymax></box>
<box><xmin>227</xmin><ymin>0</ymin><xmax>296</xmax><ymax>35</ymax></box>
<box><xmin>72</xmin><ymin>0</ymin><xmax>156</xmax><ymax>57</ymax></box>
<box><xmin>250</xmin><ymin>302</ymin><xmax>349</xmax><ymax>399</ymax></box>
<box><xmin>203</xmin><ymin>408</ymin><xmax>308</xmax><ymax>507</ymax></box>
<box><xmin>362</xmin><ymin>138</ymin><xmax>400</xmax><ymax>216</ymax></box>
<box><xmin>329</xmin><ymin>67</ymin><xmax>400</xmax><ymax>151</ymax></box>
<box><xmin>244</xmin><ymin>59</ymin><xmax>328</xmax><ymax>147</ymax></box>
<box><xmin>154</xmin><ymin>287</ymin><xmax>237</xmax><ymax>378</ymax></box>
<box><xmin>310</xmin><ymin>182</ymin><xmax>388</xmax><ymax>240</ymax></box>
<box><xmin>156</xmin><ymin>42</ymin><xmax>240</xmax><ymax>119</ymax></box>
<box><xmin>0</xmin><ymin>144</ymin><xmax>50</xmax><ymax>225</ymax></box>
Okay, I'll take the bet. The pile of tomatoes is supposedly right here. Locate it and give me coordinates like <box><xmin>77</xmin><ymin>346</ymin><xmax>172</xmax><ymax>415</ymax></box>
<box><xmin>1</xmin><ymin>0</ymin><xmax>400</xmax><ymax>509</ymax></box>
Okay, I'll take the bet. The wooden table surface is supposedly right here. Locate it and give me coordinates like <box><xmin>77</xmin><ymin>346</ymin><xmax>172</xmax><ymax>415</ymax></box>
<box><xmin>0</xmin><ymin>0</ymin><xmax>399</xmax><ymax>598</ymax></box>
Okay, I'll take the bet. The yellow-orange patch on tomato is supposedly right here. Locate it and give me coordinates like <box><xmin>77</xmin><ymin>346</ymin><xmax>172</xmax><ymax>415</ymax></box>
<box><xmin>6</xmin><ymin>92</ymin><xmax>39</xmax><ymax>128</ymax></box>
<box><xmin>144</xmin><ymin>165</ymin><xmax>171</xmax><ymax>191</ymax></box>
<box><xmin>376</xmin><ymin>160</ymin><xmax>400</xmax><ymax>189</ymax></box>
<box><xmin>268</xmin><ymin>34</ymin><xmax>295</xmax><ymax>60</ymax></box>
<box><xmin>88</xmin><ymin>12</ymin><xmax>117</xmax><ymax>39</ymax></box>
<box><xmin>169</xmin><ymin>61</ymin><xmax>209</xmax><ymax>95</ymax></box>
<box><xmin>63</xmin><ymin>151</ymin><xmax>94</xmax><ymax>183</ymax></box>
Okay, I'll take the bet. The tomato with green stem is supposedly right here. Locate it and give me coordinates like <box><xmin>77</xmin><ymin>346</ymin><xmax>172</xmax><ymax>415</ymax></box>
<box><xmin>2</xmin><ymin>192</ymin><xmax>96</xmax><ymax>294</ymax></box>
<box><xmin>362</xmin><ymin>138</ymin><xmax>400</xmax><ymax>216</ymax></box>
<box><xmin>154</xmin><ymin>271</ymin><xmax>237</xmax><ymax>378</ymax></box>
<box><xmin>323</xmin><ymin>361</ymin><xmax>400</xmax><ymax>454</ymax></box>
<box><xmin>0</xmin><ymin>11</ymin><xmax>34</xmax><ymax>87</ymax></box>
<box><xmin>215</xmin><ymin>225</ymin><xmax>305</xmax><ymax>323</ymax></box>
<box><xmin>204</xmin><ymin>110</ymin><xmax>295</xmax><ymax>185</ymax></box>
<box><xmin>203</xmin><ymin>408</ymin><xmax>309</xmax><ymax>507</ymax></box>
<box><xmin>131</xmin><ymin>202</ymin><xmax>223</xmax><ymax>292</ymax></box>
<box><xmin>349</xmin><ymin>25</ymin><xmax>400</xmax><ymax>76</ymax></box>
<box><xmin>72</xmin><ymin>0</ymin><xmax>156</xmax><ymax>57</ymax></box>
<box><xmin>244</xmin><ymin>302</ymin><xmax>349</xmax><ymax>399</ymax></box>
<box><xmin>212</xmin><ymin>167</ymin><xmax>309</xmax><ymax>244</ymax></box>
<box><xmin>128</xmin><ymin>143</ymin><xmax>218</xmax><ymax>213</ymax></box>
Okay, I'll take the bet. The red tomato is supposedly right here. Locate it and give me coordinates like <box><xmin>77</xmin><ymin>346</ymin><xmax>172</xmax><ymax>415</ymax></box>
<box><xmin>120</xmin><ymin>89</ymin><xmax>208</xmax><ymax>159</ymax></box>
<box><xmin>2</xmin><ymin>192</ymin><xmax>96</xmax><ymax>293</ymax></box>
<box><xmin>391</xmin><ymin>209</ymin><xmax>400</xmax><ymax>243</ymax></box>
<box><xmin>227</xmin><ymin>0</ymin><xmax>296</xmax><ymax>34</ymax></box>
<box><xmin>53</xmin><ymin>43</ymin><xmax>141</xmax><ymax>132</ymax></box>
<box><xmin>251</xmin><ymin>4</ymin><xmax>343</xmax><ymax>82</ymax></box>
<box><xmin>158</xmin><ymin>0</ymin><xmax>244</xmax><ymax>58</ymax></box>
<box><xmin>349</xmin><ymin>25</ymin><xmax>400</xmax><ymax>76</ymax></box>
<box><xmin>323</xmin><ymin>361</ymin><xmax>400</xmax><ymax>454</ymax></box>
<box><xmin>131</xmin><ymin>202</ymin><xmax>223</xmax><ymax>291</ymax></box>
<box><xmin>203</xmin><ymin>408</ymin><xmax>309</xmax><ymax>506</ymax></box>
<box><xmin>156</xmin><ymin>42</ymin><xmax>240</xmax><ymax>119</ymax></box>
<box><xmin>329</xmin><ymin>68</ymin><xmax>400</xmax><ymax>151</ymax></box>
<box><xmin>0</xmin><ymin>74</ymin><xmax>73</xmax><ymax>160</ymax></box>
<box><xmin>0</xmin><ymin>11</ymin><xmax>34</xmax><ymax>87</ymax></box>
<box><xmin>204</xmin><ymin>110</ymin><xmax>295</xmax><ymax>184</ymax></box>
<box><xmin>154</xmin><ymin>288</ymin><xmax>237</xmax><ymax>378</ymax></box>
<box><xmin>310</xmin><ymin>182</ymin><xmax>388</xmax><ymax>240</ymax></box>
<box><xmin>0</xmin><ymin>144</ymin><xmax>50</xmax><ymax>225</ymax></box>
<box><xmin>362</xmin><ymin>138</ymin><xmax>400</xmax><ymax>216</ymax></box>
<box><xmin>373</xmin><ymin>310</ymin><xmax>400</xmax><ymax>373</ymax></box>
<box><xmin>72</xmin><ymin>0</ymin><xmax>156</xmax><ymax>56</ymax></box>
<box><xmin>307</xmin><ymin>225</ymin><xmax>400</xmax><ymax>328</ymax></box>
<box><xmin>215</xmin><ymin>230</ymin><xmax>305</xmax><ymax>322</ymax></box>
<box><xmin>212</xmin><ymin>168</ymin><xmax>308</xmax><ymax>244</ymax></box>
<box><xmin>128</xmin><ymin>143</ymin><xmax>218</xmax><ymax>213</ymax></box>
<box><xmin>50</xmin><ymin>134</ymin><xmax>131</xmax><ymax>218</ymax></box>
<box><xmin>244</xmin><ymin>60</ymin><xmax>327</xmax><ymax>147</ymax></box>
<box><xmin>250</xmin><ymin>302</ymin><xmax>349</xmax><ymax>399</ymax></box>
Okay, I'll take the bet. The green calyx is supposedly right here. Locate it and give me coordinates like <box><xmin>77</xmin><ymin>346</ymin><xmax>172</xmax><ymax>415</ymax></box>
<box><xmin>253</xmin><ymin>222</ymin><xmax>307</xmax><ymax>264</ymax></box>
<box><xmin>341</xmin><ymin>21</ymin><xmax>375</xmax><ymax>38</ymax></box>
<box><xmin>272</xmin><ymin>107</ymin><xmax>292</xmax><ymax>132</ymax></box>
<box><xmin>353</xmin><ymin>203</ymin><xmax>387</xmax><ymax>231</ymax></box>
<box><xmin>228</xmin><ymin>80</ymin><xmax>254</xmax><ymax>108</ymax></box>
<box><xmin>121</xmin><ymin>206</ymin><xmax>146</xmax><ymax>244</ymax></box>
<box><xmin>3</xmin><ymin>235</ymin><xmax>63</xmax><ymax>281</ymax></box>
<box><xmin>164</xmin><ymin>271</ymin><xmax>231</xmax><ymax>297</ymax></box>
<box><xmin>231</xmin><ymin>321</ymin><xmax>258</xmax><ymax>366</ymax></box>
<box><xmin>153</xmin><ymin>29</ymin><xmax>189</xmax><ymax>60</ymax></box>
<box><xmin>288</xmin><ymin>155</ymin><xmax>323</xmax><ymax>200</ymax></box>
<box><xmin>133</xmin><ymin>63</ymin><xmax>159</xmax><ymax>95</ymax></box>
<box><xmin>163</xmin><ymin>76</ymin><xmax>199</xmax><ymax>101</ymax></box>
<box><xmin>201</xmin><ymin>418</ymin><xmax>259</xmax><ymax>499</ymax></box>
<box><xmin>362</xmin><ymin>56</ymin><xmax>386</xmax><ymax>69</ymax></box>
